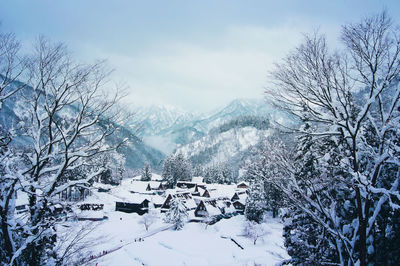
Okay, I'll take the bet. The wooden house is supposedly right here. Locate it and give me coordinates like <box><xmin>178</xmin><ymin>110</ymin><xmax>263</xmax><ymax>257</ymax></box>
<box><xmin>236</xmin><ymin>181</ymin><xmax>249</xmax><ymax>189</ymax></box>
<box><xmin>115</xmin><ymin>199</ymin><xmax>150</xmax><ymax>215</ymax></box>
<box><xmin>160</xmin><ymin>192</ymin><xmax>196</xmax><ymax>212</ymax></box>
<box><xmin>194</xmin><ymin>200</ymin><xmax>222</xmax><ymax>218</ymax></box>
<box><xmin>177</xmin><ymin>180</ymin><xmax>207</xmax><ymax>190</ymax></box>
<box><xmin>232</xmin><ymin>201</ymin><xmax>245</xmax><ymax>213</ymax></box>
<box><xmin>231</xmin><ymin>192</ymin><xmax>240</xmax><ymax>202</ymax></box>
<box><xmin>191</xmin><ymin>184</ymin><xmax>201</xmax><ymax>196</ymax></box>
<box><xmin>201</xmin><ymin>189</ymin><xmax>210</xmax><ymax>198</ymax></box>
<box><xmin>176</xmin><ymin>181</ymin><xmax>197</xmax><ymax>189</ymax></box>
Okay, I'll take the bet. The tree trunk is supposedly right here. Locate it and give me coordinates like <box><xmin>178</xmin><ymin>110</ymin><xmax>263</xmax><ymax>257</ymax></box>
<box><xmin>358</xmin><ymin>219</ymin><xmax>367</xmax><ymax>266</ymax></box>
<box><xmin>0</xmin><ymin>211</ymin><xmax>13</xmax><ymax>261</ymax></box>
<box><xmin>355</xmin><ymin>187</ymin><xmax>366</xmax><ymax>266</ymax></box>
<box><xmin>272</xmin><ymin>208</ymin><xmax>278</xmax><ymax>218</ymax></box>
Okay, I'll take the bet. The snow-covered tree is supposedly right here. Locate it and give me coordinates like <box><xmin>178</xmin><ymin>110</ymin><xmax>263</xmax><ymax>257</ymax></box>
<box><xmin>139</xmin><ymin>204</ymin><xmax>157</xmax><ymax>231</ymax></box>
<box><xmin>0</xmin><ymin>37</ymin><xmax>127</xmax><ymax>265</ymax></box>
<box><xmin>245</xmin><ymin>181</ymin><xmax>266</xmax><ymax>223</ymax></box>
<box><xmin>203</xmin><ymin>163</ymin><xmax>234</xmax><ymax>184</ymax></box>
<box><xmin>192</xmin><ymin>165</ymin><xmax>204</xmax><ymax>177</ymax></box>
<box><xmin>141</xmin><ymin>163</ymin><xmax>152</xmax><ymax>181</ymax></box>
<box><xmin>162</xmin><ymin>153</ymin><xmax>192</xmax><ymax>188</ymax></box>
<box><xmin>245</xmin><ymin>138</ymin><xmax>287</xmax><ymax>218</ymax></box>
<box><xmin>242</xmin><ymin>220</ymin><xmax>270</xmax><ymax>245</ymax></box>
<box><xmin>164</xmin><ymin>197</ymin><xmax>188</xmax><ymax>230</ymax></box>
<box><xmin>96</xmin><ymin>151</ymin><xmax>125</xmax><ymax>185</ymax></box>
<box><xmin>0</xmin><ymin>31</ymin><xmax>27</xmax><ymax>108</ymax></box>
<box><xmin>266</xmin><ymin>12</ymin><xmax>400</xmax><ymax>265</ymax></box>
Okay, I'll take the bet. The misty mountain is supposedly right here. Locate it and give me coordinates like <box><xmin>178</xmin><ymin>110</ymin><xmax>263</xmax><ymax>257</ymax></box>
<box><xmin>133</xmin><ymin>98</ymin><xmax>281</xmax><ymax>154</ymax></box>
<box><xmin>0</xmin><ymin>81</ymin><xmax>165</xmax><ymax>171</ymax></box>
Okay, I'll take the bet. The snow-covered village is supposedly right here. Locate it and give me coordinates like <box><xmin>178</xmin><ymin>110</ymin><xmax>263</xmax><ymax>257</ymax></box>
<box><xmin>1</xmin><ymin>2</ymin><xmax>400</xmax><ymax>266</ymax></box>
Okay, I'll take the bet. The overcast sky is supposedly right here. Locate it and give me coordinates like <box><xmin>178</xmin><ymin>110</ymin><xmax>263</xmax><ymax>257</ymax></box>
<box><xmin>1</xmin><ymin>1</ymin><xmax>399</xmax><ymax>112</ymax></box>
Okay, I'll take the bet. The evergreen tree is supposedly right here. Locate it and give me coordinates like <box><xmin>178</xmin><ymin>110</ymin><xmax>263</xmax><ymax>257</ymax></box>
<box><xmin>141</xmin><ymin>163</ymin><xmax>152</xmax><ymax>181</ymax></box>
<box><xmin>245</xmin><ymin>138</ymin><xmax>286</xmax><ymax>218</ymax></box>
<box><xmin>263</xmin><ymin>181</ymin><xmax>283</xmax><ymax>218</ymax></box>
<box><xmin>282</xmin><ymin>207</ymin><xmax>336</xmax><ymax>265</ymax></box>
<box><xmin>245</xmin><ymin>181</ymin><xmax>266</xmax><ymax>223</ymax></box>
<box><xmin>162</xmin><ymin>154</ymin><xmax>192</xmax><ymax>188</ymax></box>
<box><xmin>164</xmin><ymin>197</ymin><xmax>188</xmax><ymax>230</ymax></box>
<box><xmin>162</xmin><ymin>155</ymin><xmax>175</xmax><ymax>188</ymax></box>
<box><xmin>192</xmin><ymin>165</ymin><xmax>204</xmax><ymax>177</ymax></box>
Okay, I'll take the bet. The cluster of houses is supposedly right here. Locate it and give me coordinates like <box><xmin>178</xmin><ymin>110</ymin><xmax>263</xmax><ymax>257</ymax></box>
<box><xmin>115</xmin><ymin>176</ymin><xmax>249</xmax><ymax>221</ymax></box>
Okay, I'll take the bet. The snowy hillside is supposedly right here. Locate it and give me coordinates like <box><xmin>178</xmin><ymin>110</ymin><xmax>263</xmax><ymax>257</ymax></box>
<box><xmin>131</xmin><ymin>99</ymin><xmax>279</xmax><ymax>154</ymax></box>
<box><xmin>176</xmin><ymin>125</ymin><xmax>272</xmax><ymax>167</ymax></box>
<box><xmin>128</xmin><ymin>105</ymin><xmax>196</xmax><ymax>136</ymax></box>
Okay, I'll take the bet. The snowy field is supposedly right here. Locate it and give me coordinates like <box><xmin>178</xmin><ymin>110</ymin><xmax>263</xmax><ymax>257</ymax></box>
<box><xmin>93</xmin><ymin>215</ymin><xmax>288</xmax><ymax>266</ymax></box>
<box><xmin>56</xmin><ymin>180</ymin><xmax>289</xmax><ymax>266</ymax></box>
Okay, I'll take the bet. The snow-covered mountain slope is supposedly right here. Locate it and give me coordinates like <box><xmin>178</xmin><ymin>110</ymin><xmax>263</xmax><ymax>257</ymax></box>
<box><xmin>176</xmin><ymin>121</ymin><xmax>272</xmax><ymax>167</ymax></box>
<box><xmin>131</xmin><ymin>98</ymin><xmax>280</xmax><ymax>154</ymax></box>
<box><xmin>189</xmin><ymin>98</ymin><xmax>274</xmax><ymax>133</ymax></box>
<box><xmin>128</xmin><ymin>105</ymin><xmax>196</xmax><ymax>137</ymax></box>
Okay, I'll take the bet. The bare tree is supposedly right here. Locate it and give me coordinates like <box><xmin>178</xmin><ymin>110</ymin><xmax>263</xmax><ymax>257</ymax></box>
<box><xmin>0</xmin><ymin>29</ymin><xmax>29</xmax><ymax>264</ymax></box>
<box><xmin>242</xmin><ymin>220</ymin><xmax>270</xmax><ymax>245</ymax></box>
<box><xmin>0</xmin><ymin>31</ymin><xmax>27</xmax><ymax>108</ymax></box>
<box><xmin>139</xmin><ymin>205</ymin><xmax>158</xmax><ymax>231</ymax></box>
<box><xmin>266</xmin><ymin>12</ymin><xmax>400</xmax><ymax>265</ymax></box>
<box><xmin>1</xmin><ymin>37</ymin><xmax>127</xmax><ymax>265</ymax></box>
<box><xmin>53</xmin><ymin>222</ymin><xmax>102</xmax><ymax>266</ymax></box>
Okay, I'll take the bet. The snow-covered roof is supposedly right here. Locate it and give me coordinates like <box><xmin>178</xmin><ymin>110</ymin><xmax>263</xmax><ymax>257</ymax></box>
<box><xmin>127</xmin><ymin>194</ymin><xmax>151</xmax><ymax>204</ymax></box>
<box><xmin>203</xmin><ymin>201</ymin><xmax>222</xmax><ymax>216</ymax></box>
<box><xmin>197</xmin><ymin>187</ymin><xmax>206</xmax><ymax>196</ymax></box>
<box><xmin>192</xmin><ymin>176</ymin><xmax>204</xmax><ymax>183</ymax></box>
<box><xmin>165</xmin><ymin>188</ymin><xmax>192</xmax><ymax>197</ymax></box>
<box><xmin>235</xmin><ymin>194</ymin><xmax>248</xmax><ymax>205</ymax></box>
<box><xmin>151</xmin><ymin>174</ymin><xmax>163</xmax><ymax>181</ymax></box>
<box><xmin>128</xmin><ymin>194</ymin><xmax>164</xmax><ymax>205</ymax></box>
<box><xmin>184</xmin><ymin>198</ymin><xmax>197</xmax><ymax>210</ymax></box>
<box><xmin>236</xmin><ymin>181</ymin><xmax>249</xmax><ymax>187</ymax></box>
<box><xmin>130</xmin><ymin>181</ymin><xmax>151</xmax><ymax>193</ymax></box>
<box><xmin>148</xmin><ymin>181</ymin><xmax>162</xmax><ymax>189</ymax></box>
<box><xmin>132</xmin><ymin>175</ymin><xmax>142</xmax><ymax>181</ymax></box>
<box><xmin>176</xmin><ymin>180</ymin><xmax>207</xmax><ymax>187</ymax></box>
<box><xmin>149</xmin><ymin>195</ymin><xmax>165</xmax><ymax>205</ymax></box>
<box><xmin>204</xmin><ymin>184</ymin><xmax>237</xmax><ymax>199</ymax></box>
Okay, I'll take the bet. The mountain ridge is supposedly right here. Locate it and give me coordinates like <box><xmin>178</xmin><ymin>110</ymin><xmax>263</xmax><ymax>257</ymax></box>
<box><xmin>130</xmin><ymin>98</ymin><xmax>277</xmax><ymax>154</ymax></box>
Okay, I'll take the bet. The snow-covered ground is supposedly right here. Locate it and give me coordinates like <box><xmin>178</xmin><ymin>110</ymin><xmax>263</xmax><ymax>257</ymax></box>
<box><xmin>56</xmin><ymin>179</ymin><xmax>289</xmax><ymax>265</ymax></box>
<box><xmin>91</xmin><ymin>215</ymin><xmax>289</xmax><ymax>266</ymax></box>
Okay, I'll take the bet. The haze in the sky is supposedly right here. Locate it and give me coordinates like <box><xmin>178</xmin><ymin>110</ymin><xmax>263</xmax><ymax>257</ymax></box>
<box><xmin>1</xmin><ymin>0</ymin><xmax>399</xmax><ymax>112</ymax></box>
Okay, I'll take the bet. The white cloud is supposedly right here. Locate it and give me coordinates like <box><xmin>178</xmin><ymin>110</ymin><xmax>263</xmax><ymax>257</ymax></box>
<box><xmin>102</xmin><ymin>24</ymin><xmax>313</xmax><ymax>112</ymax></box>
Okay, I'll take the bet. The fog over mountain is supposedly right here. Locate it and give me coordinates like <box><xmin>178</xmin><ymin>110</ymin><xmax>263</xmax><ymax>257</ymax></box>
<box><xmin>129</xmin><ymin>98</ymin><xmax>287</xmax><ymax>155</ymax></box>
